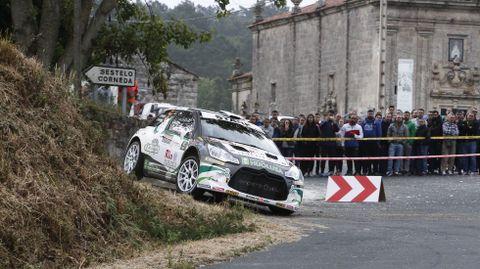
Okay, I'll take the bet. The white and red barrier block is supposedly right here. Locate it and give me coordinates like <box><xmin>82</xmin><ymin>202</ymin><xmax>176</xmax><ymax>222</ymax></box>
<box><xmin>325</xmin><ymin>176</ymin><xmax>386</xmax><ymax>203</ymax></box>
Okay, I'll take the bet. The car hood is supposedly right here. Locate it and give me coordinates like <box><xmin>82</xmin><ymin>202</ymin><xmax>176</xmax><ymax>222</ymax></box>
<box><xmin>207</xmin><ymin>137</ymin><xmax>290</xmax><ymax>168</ymax></box>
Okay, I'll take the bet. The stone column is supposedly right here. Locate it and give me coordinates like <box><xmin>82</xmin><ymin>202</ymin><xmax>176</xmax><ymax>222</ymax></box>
<box><xmin>386</xmin><ymin>27</ymin><xmax>398</xmax><ymax>111</ymax></box>
<box><xmin>416</xmin><ymin>28</ymin><xmax>433</xmax><ymax>111</ymax></box>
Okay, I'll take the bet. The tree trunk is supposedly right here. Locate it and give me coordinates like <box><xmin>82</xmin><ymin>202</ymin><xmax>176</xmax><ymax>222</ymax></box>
<box><xmin>58</xmin><ymin>0</ymin><xmax>118</xmax><ymax>71</ymax></box>
<box><xmin>11</xmin><ymin>0</ymin><xmax>37</xmax><ymax>55</ymax></box>
<box><xmin>74</xmin><ymin>0</ymin><xmax>82</xmax><ymax>97</ymax></box>
<box><xmin>37</xmin><ymin>0</ymin><xmax>62</xmax><ymax>68</ymax></box>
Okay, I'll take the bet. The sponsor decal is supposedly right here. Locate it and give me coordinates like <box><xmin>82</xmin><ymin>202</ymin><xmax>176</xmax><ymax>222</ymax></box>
<box><xmin>165</xmin><ymin>149</ymin><xmax>173</xmax><ymax>160</ymax></box>
<box><xmin>286</xmin><ymin>205</ymin><xmax>295</xmax><ymax>210</ymax></box>
<box><xmin>162</xmin><ymin>134</ymin><xmax>173</xmax><ymax>144</ymax></box>
<box><xmin>275</xmin><ymin>202</ymin><xmax>286</xmax><ymax>208</ymax></box>
<box><xmin>212</xmin><ymin>187</ymin><xmax>225</xmax><ymax>192</ymax></box>
<box><xmin>257</xmin><ymin>197</ymin><xmax>269</xmax><ymax>203</ymax></box>
<box><xmin>164</xmin><ymin>149</ymin><xmax>178</xmax><ymax>168</ymax></box>
<box><xmin>180</xmin><ymin>141</ymin><xmax>188</xmax><ymax>150</ymax></box>
<box><xmin>144</xmin><ymin>139</ymin><xmax>161</xmax><ymax>154</ymax></box>
<box><xmin>241</xmin><ymin>157</ymin><xmax>283</xmax><ymax>174</ymax></box>
<box><xmin>245</xmin><ymin>195</ymin><xmax>259</xmax><ymax>201</ymax></box>
<box><xmin>225</xmin><ymin>190</ymin><xmax>239</xmax><ymax>196</ymax></box>
<box><xmin>197</xmin><ymin>184</ymin><xmax>211</xmax><ymax>189</ymax></box>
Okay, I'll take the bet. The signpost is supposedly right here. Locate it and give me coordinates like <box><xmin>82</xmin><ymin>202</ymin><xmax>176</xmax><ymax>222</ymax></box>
<box><xmin>84</xmin><ymin>66</ymin><xmax>136</xmax><ymax>114</ymax></box>
<box><xmin>84</xmin><ymin>66</ymin><xmax>136</xmax><ymax>87</ymax></box>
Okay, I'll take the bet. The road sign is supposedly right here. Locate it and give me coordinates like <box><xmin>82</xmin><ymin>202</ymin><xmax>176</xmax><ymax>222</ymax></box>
<box><xmin>84</xmin><ymin>65</ymin><xmax>136</xmax><ymax>87</ymax></box>
<box><xmin>325</xmin><ymin>176</ymin><xmax>386</xmax><ymax>202</ymax></box>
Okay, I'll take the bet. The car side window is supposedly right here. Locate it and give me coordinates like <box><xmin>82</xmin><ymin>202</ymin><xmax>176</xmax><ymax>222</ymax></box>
<box><xmin>167</xmin><ymin>111</ymin><xmax>195</xmax><ymax>137</ymax></box>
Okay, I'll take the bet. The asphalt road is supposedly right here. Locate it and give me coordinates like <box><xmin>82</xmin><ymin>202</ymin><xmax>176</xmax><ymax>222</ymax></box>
<box><xmin>206</xmin><ymin>175</ymin><xmax>480</xmax><ymax>269</ymax></box>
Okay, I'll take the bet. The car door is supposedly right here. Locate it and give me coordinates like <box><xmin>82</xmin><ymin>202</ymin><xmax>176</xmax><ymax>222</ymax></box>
<box><xmin>142</xmin><ymin>114</ymin><xmax>173</xmax><ymax>164</ymax></box>
<box><xmin>159</xmin><ymin>111</ymin><xmax>196</xmax><ymax>172</ymax></box>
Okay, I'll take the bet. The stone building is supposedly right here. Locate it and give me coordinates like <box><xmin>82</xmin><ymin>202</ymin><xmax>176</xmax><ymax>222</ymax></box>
<box><xmin>135</xmin><ymin>58</ymin><xmax>199</xmax><ymax>107</ymax></box>
<box><xmin>232</xmin><ymin>0</ymin><xmax>480</xmax><ymax>117</ymax></box>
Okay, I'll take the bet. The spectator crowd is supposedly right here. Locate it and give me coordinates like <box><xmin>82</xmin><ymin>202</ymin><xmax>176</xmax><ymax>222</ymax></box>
<box><xmin>247</xmin><ymin>106</ymin><xmax>480</xmax><ymax>177</ymax></box>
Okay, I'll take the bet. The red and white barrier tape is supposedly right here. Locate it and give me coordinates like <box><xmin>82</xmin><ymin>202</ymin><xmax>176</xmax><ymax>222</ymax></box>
<box><xmin>287</xmin><ymin>153</ymin><xmax>480</xmax><ymax>161</ymax></box>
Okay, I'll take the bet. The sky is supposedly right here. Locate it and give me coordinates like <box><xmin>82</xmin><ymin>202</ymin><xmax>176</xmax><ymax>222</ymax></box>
<box><xmin>160</xmin><ymin>0</ymin><xmax>318</xmax><ymax>10</ymax></box>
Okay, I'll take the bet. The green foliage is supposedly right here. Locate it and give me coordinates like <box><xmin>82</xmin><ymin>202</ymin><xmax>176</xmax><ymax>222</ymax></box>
<box><xmin>90</xmin><ymin>1</ymin><xmax>211</xmax><ymax>96</ymax></box>
<box><xmin>198</xmin><ymin>77</ymin><xmax>232</xmax><ymax>111</ymax></box>
<box><xmin>158</xmin><ymin>1</ymin><xmax>287</xmax><ymax>110</ymax></box>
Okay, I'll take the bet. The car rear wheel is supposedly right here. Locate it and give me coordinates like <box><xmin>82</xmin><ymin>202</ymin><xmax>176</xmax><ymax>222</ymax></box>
<box><xmin>268</xmin><ymin>205</ymin><xmax>294</xmax><ymax>216</ymax></box>
<box><xmin>176</xmin><ymin>156</ymin><xmax>203</xmax><ymax>198</ymax></box>
<box><xmin>123</xmin><ymin>141</ymin><xmax>144</xmax><ymax>180</ymax></box>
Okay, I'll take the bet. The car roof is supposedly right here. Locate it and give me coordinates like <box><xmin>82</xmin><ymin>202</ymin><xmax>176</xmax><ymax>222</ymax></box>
<box><xmin>190</xmin><ymin>109</ymin><xmax>263</xmax><ymax>131</ymax></box>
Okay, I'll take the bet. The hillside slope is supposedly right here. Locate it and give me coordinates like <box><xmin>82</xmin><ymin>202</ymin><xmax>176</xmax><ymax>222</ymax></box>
<box><xmin>0</xmin><ymin>40</ymin><xmax>251</xmax><ymax>268</ymax></box>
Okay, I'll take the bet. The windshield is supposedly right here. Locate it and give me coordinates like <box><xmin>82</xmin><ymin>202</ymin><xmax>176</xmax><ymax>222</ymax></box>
<box><xmin>201</xmin><ymin>119</ymin><xmax>281</xmax><ymax>155</ymax></box>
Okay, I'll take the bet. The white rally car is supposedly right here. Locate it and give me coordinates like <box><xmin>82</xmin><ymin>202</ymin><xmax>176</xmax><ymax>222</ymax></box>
<box><xmin>123</xmin><ymin>108</ymin><xmax>304</xmax><ymax>215</ymax></box>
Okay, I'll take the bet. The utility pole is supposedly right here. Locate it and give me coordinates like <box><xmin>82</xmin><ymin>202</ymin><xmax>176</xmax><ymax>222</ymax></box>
<box><xmin>378</xmin><ymin>0</ymin><xmax>387</xmax><ymax>111</ymax></box>
<box><xmin>73</xmin><ymin>0</ymin><xmax>81</xmax><ymax>98</ymax></box>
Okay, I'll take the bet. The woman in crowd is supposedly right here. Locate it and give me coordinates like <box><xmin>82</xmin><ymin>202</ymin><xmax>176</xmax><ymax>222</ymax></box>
<box><xmin>300</xmin><ymin>114</ymin><xmax>320</xmax><ymax>177</ymax></box>
<box><xmin>279</xmin><ymin>119</ymin><xmax>295</xmax><ymax>157</ymax></box>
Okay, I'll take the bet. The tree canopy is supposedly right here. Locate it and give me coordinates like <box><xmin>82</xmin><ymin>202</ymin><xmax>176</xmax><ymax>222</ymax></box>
<box><xmin>1</xmin><ymin>0</ymin><xmax>287</xmax><ymax>104</ymax></box>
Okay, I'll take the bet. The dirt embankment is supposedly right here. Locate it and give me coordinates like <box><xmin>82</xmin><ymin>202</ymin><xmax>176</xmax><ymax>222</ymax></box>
<box><xmin>0</xmin><ymin>39</ymin><xmax>267</xmax><ymax>268</ymax></box>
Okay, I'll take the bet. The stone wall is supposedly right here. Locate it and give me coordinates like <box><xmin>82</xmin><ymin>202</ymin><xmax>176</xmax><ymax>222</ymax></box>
<box><xmin>81</xmin><ymin>104</ymin><xmax>146</xmax><ymax>162</ymax></box>
<box><xmin>252</xmin><ymin>22</ymin><xmax>294</xmax><ymax>117</ymax></box>
<box><xmin>133</xmin><ymin>57</ymin><xmax>199</xmax><ymax>107</ymax></box>
<box><xmin>319</xmin><ymin>9</ymin><xmax>347</xmax><ymax>115</ymax></box>
<box><xmin>387</xmin><ymin>1</ymin><xmax>480</xmax><ymax>112</ymax></box>
<box><xmin>230</xmin><ymin>72</ymin><xmax>253</xmax><ymax>114</ymax></box>
<box><xmin>247</xmin><ymin>0</ymin><xmax>480</xmax><ymax>118</ymax></box>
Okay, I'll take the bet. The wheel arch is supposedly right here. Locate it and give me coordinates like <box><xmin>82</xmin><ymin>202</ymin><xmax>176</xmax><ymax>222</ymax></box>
<box><xmin>126</xmin><ymin>136</ymin><xmax>142</xmax><ymax>153</ymax></box>
<box><xmin>181</xmin><ymin>146</ymin><xmax>200</xmax><ymax>161</ymax></box>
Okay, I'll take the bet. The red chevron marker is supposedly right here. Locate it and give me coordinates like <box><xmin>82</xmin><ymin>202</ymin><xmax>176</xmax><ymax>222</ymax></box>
<box><xmin>352</xmin><ymin>176</ymin><xmax>377</xmax><ymax>202</ymax></box>
<box><xmin>327</xmin><ymin>176</ymin><xmax>353</xmax><ymax>202</ymax></box>
<box><xmin>325</xmin><ymin>176</ymin><xmax>385</xmax><ymax>203</ymax></box>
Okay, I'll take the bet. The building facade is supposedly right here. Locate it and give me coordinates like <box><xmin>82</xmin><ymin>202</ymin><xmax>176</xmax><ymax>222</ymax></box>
<box><xmin>135</xmin><ymin>59</ymin><xmax>199</xmax><ymax>107</ymax></box>
<box><xmin>234</xmin><ymin>0</ymin><xmax>480</xmax><ymax>117</ymax></box>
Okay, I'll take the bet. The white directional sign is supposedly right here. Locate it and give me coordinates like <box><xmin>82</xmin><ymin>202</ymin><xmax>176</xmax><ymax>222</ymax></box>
<box><xmin>84</xmin><ymin>66</ymin><xmax>136</xmax><ymax>87</ymax></box>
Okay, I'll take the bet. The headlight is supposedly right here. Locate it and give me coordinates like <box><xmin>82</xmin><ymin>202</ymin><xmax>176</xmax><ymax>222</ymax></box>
<box><xmin>285</xmin><ymin>166</ymin><xmax>304</xmax><ymax>185</ymax></box>
<box><xmin>208</xmin><ymin>144</ymin><xmax>239</xmax><ymax>165</ymax></box>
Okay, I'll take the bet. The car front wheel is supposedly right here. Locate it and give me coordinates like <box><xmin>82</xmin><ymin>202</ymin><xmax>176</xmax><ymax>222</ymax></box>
<box><xmin>176</xmin><ymin>156</ymin><xmax>203</xmax><ymax>198</ymax></box>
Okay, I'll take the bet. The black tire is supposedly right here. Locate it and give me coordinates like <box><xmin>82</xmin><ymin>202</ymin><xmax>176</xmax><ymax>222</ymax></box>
<box><xmin>268</xmin><ymin>205</ymin><xmax>295</xmax><ymax>216</ymax></box>
<box><xmin>176</xmin><ymin>156</ymin><xmax>203</xmax><ymax>198</ymax></box>
<box><xmin>123</xmin><ymin>140</ymin><xmax>144</xmax><ymax>180</ymax></box>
